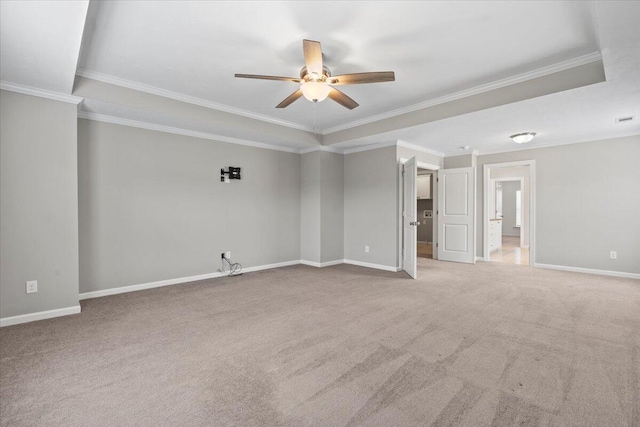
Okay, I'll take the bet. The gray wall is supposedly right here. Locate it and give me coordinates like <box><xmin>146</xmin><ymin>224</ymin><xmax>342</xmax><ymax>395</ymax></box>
<box><xmin>444</xmin><ymin>154</ymin><xmax>476</xmax><ymax>169</ymax></box>
<box><xmin>78</xmin><ymin>119</ymin><xmax>301</xmax><ymax>293</ymax></box>
<box><xmin>344</xmin><ymin>146</ymin><xmax>398</xmax><ymax>267</ymax></box>
<box><xmin>320</xmin><ymin>152</ymin><xmax>344</xmax><ymax>262</ymax></box>
<box><xmin>300</xmin><ymin>152</ymin><xmax>321</xmax><ymax>263</ymax></box>
<box><xmin>1</xmin><ymin>90</ymin><xmax>80</xmax><ymax>318</ymax></box>
<box><xmin>500</xmin><ymin>181</ymin><xmax>521</xmax><ymax>237</ymax></box>
<box><xmin>477</xmin><ymin>135</ymin><xmax>640</xmax><ymax>274</ymax></box>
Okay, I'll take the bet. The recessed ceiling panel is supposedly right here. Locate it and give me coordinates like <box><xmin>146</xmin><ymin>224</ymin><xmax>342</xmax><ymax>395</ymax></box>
<box><xmin>1</xmin><ymin>0</ymin><xmax>89</xmax><ymax>93</ymax></box>
<box><xmin>77</xmin><ymin>1</ymin><xmax>599</xmax><ymax>130</ymax></box>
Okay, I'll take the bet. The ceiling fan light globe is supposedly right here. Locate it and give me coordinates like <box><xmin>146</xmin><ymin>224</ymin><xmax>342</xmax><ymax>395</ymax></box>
<box><xmin>301</xmin><ymin>81</ymin><xmax>331</xmax><ymax>103</ymax></box>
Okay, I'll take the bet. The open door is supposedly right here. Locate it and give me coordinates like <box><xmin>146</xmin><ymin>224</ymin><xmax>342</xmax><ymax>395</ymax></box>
<box><xmin>437</xmin><ymin>167</ymin><xmax>476</xmax><ymax>264</ymax></box>
<box><xmin>403</xmin><ymin>157</ymin><xmax>418</xmax><ymax>278</ymax></box>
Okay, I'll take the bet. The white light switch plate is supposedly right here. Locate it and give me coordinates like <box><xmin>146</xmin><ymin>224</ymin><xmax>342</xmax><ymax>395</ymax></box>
<box><xmin>26</xmin><ymin>280</ymin><xmax>38</xmax><ymax>294</ymax></box>
<box><xmin>610</xmin><ymin>251</ymin><xmax>617</xmax><ymax>259</ymax></box>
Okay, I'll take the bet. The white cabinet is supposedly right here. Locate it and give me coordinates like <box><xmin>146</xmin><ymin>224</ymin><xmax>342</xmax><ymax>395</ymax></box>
<box><xmin>488</xmin><ymin>219</ymin><xmax>502</xmax><ymax>252</ymax></box>
<box><xmin>417</xmin><ymin>175</ymin><xmax>431</xmax><ymax>199</ymax></box>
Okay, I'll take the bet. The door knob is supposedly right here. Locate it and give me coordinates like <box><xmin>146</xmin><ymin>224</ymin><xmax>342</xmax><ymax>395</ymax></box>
<box><xmin>409</xmin><ymin>221</ymin><xmax>421</xmax><ymax>226</ymax></box>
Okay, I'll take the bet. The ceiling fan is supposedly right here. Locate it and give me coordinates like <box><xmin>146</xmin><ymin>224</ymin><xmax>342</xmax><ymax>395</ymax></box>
<box><xmin>235</xmin><ymin>39</ymin><xmax>395</xmax><ymax>110</ymax></box>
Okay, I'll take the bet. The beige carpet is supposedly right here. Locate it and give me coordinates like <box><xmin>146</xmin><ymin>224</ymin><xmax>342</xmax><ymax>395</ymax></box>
<box><xmin>1</xmin><ymin>259</ymin><xmax>639</xmax><ymax>426</ymax></box>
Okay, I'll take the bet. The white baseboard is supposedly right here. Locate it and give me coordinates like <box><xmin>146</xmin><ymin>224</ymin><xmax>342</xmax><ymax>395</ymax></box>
<box><xmin>0</xmin><ymin>305</ymin><xmax>81</xmax><ymax>327</ymax></box>
<box><xmin>238</xmin><ymin>260</ymin><xmax>301</xmax><ymax>273</ymax></box>
<box><xmin>300</xmin><ymin>259</ymin><xmax>344</xmax><ymax>268</ymax></box>
<box><xmin>343</xmin><ymin>259</ymin><xmax>401</xmax><ymax>272</ymax></box>
<box><xmin>79</xmin><ymin>260</ymin><xmax>301</xmax><ymax>300</ymax></box>
<box><xmin>475</xmin><ymin>256</ymin><xmax>485</xmax><ymax>262</ymax></box>
<box><xmin>535</xmin><ymin>263</ymin><xmax>640</xmax><ymax>280</ymax></box>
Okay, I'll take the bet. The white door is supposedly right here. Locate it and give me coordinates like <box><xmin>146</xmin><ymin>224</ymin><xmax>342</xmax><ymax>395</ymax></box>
<box><xmin>437</xmin><ymin>167</ymin><xmax>476</xmax><ymax>264</ymax></box>
<box><xmin>403</xmin><ymin>157</ymin><xmax>418</xmax><ymax>278</ymax></box>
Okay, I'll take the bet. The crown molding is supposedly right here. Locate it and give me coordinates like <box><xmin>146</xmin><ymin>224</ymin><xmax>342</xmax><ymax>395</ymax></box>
<box><xmin>343</xmin><ymin>141</ymin><xmax>398</xmax><ymax>155</ymax></box>
<box><xmin>75</xmin><ymin>68</ymin><xmax>314</xmax><ymax>133</ymax></box>
<box><xmin>299</xmin><ymin>146</ymin><xmax>344</xmax><ymax>154</ymax></box>
<box><xmin>1</xmin><ymin>81</ymin><xmax>83</xmax><ymax>104</ymax></box>
<box><xmin>443</xmin><ymin>149</ymin><xmax>480</xmax><ymax>157</ymax></box>
<box><xmin>397</xmin><ymin>140</ymin><xmax>445</xmax><ymax>157</ymax></box>
<box><xmin>78</xmin><ymin>111</ymin><xmax>301</xmax><ymax>154</ymax></box>
<box><xmin>322</xmin><ymin>52</ymin><xmax>603</xmax><ymax>135</ymax></box>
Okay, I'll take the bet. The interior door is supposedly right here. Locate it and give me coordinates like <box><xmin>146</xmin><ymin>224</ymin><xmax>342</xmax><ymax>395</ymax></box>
<box><xmin>437</xmin><ymin>167</ymin><xmax>476</xmax><ymax>263</ymax></box>
<box><xmin>403</xmin><ymin>157</ymin><xmax>418</xmax><ymax>278</ymax></box>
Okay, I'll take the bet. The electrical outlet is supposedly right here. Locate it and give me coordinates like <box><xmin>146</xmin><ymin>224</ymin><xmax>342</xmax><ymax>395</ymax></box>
<box><xmin>223</xmin><ymin>251</ymin><xmax>231</xmax><ymax>259</ymax></box>
<box><xmin>365</xmin><ymin>245</ymin><xmax>370</xmax><ymax>253</ymax></box>
<box><xmin>26</xmin><ymin>280</ymin><xmax>38</xmax><ymax>294</ymax></box>
<box><xmin>610</xmin><ymin>251</ymin><xmax>617</xmax><ymax>260</ymax></box>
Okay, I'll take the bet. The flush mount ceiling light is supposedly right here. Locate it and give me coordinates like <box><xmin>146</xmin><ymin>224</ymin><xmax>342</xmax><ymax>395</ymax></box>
<box><xmin>510</xmin><ymin>132</ymin><xmax>536</xmax><ymax>144</ymax></box>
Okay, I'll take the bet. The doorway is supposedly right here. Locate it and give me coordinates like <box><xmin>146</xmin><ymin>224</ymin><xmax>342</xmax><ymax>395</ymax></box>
<box><xmin>483</xmin><ymin>161</ymin><xmax>535</xmax><ymax>266</ymax></box>
<box><xmin>416</xmin><ymin>168</ymin><xmax>435</xmax><ymax>259</ymax></box>
<box><xmin>399</xmin><ymin>157</ymin><xmax>440</xmax><ymax>279</ymax></box>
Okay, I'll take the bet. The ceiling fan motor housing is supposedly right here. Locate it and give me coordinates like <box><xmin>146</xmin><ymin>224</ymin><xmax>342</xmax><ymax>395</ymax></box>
<box><xmin>300</xmin><ymin>65</ymin><xmax>332</xmax><ymax>82</ymax></box>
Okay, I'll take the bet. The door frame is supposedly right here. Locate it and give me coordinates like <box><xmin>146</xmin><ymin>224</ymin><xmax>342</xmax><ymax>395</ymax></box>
<box><xmin>398</xmin><ymin>158</ymin><xmax>440</xmax><ymax>269</ymax></box>
<box><xmin>490</xmin><ymin>177</ymin><xmax>525</xmax><ymax>249</ymax></box>
<box><xmin>483</xmin><ymin>160</ymin><xmax>536</xmax><ymax>265</ymax></box>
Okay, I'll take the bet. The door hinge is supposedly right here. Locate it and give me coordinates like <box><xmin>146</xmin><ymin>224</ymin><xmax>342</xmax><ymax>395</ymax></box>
<box><xmin>437</xmin><ymin>178</ymin><xmax>439</xmax><ymax>182</ymax></box>
<box><xmin>436</xmin><ymin>243</ymin><xmax>439</xmax><ymax>247</ymax></box>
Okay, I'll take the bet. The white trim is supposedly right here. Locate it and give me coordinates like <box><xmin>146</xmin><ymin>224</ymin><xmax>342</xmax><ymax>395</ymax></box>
<box><xmin>444</xmin><ymin>149</ymin><xmax>480</xmax><ymax>157</ymax></box>
<box><xmin>78</xmin><ymin>111</ymin><xmax>301</xmax><ymax>154</ymax></box>
<box><xmin>343</xmin><ymin>259</ymin><xmax>401</xmax><ymax>272</ymax></box>
<box><xmin>535</xmin><ymin>263</ymin><xmax>640</xmax><ymax>280</ymax></box>
<box><xmin>241</xmin><ymin>260</ymin><xmax>301</xmax><ymax>272</ymax></box>
<box><xmin>399</xmin><ymin>156</ymin><xmax>441</xmax><ymax>171</ymax></box>
<box><xmin>0</xmin><ymin>305</ymin><xmax>81</xmax><ymax>327</ymax></box>
<box><xmin>483</xmin><ymin>160</ymin><xmax>536</xmax><ymax>266</ymax></box>
<box><xmin>343</xmin><ymin>141</ymin><xmax>398</xmax><ymax>155</ymax></box>
<box><xmin>76</xmin><ymin>69</ymin><xmax>313</xmax><ymax>132</ymax></box>
<box><xmin>322</xmin><ymin>52</ymin><xmax>602</xmax><ymax>135</ymax></box>
<box><xmin>397</xmin><ymin>140</ymin><xmax>445</xmax><ymax>158</ymax></box>
<box><xmin>475</xmin><ymin>256</ymin><xmax>485</xmax><ymax>262</ymax></box>
<box><xmin>300</xmin><ymin>259</ymin><xmax>344</xmax><ymax>268</ymax></box>
<box><xmin>299</xmin><ymin>146</ymin><xmax>343</xmax><ymax>154</ymax></box>
<box><xmin>342</xmin><ymin>141</ymin><xmax>444</xmax><ymax>157</ymax></box>
<box><xmin>79</xmin><ymin>260</ymin><xmax>301</xmax><ymax>300</ymax></box>
<box><xmin>1</xmin><ymin>81</ymin><xmax>83</xmax><ymax>105</ymax></box>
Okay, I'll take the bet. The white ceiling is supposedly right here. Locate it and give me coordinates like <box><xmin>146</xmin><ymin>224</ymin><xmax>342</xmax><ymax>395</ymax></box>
<box><xmin>77</xmin><ymin>1</ymin><xmax>600</xmax><ymax>131</ymax></box>
<box><xmin>1</xmin><ymin>1</ymin><xmax>639</xmax><ymax>155</ymax></box>
<box><xmin>0</xmin><ymin>0</ymin><xmax>89</xmax><ymax>93</ymax></box>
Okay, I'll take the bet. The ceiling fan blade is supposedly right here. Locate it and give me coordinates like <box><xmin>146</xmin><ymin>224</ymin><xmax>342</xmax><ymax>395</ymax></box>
<box><xmin>276</xmin><ymin>89</ymin><xmax>303</xmax><ymax>108</ymax></box>
<box><xmin>303</xmin><ymin>39</ymin><xmax>323</xmax><ymax>76</ymax></box>
<box><xmin>235</xmin><ymin>74</ymin><xmax>301</xmax><ymax>83</ymax></box>
<box><xmin>327</xmin><ymin>71</ymin><xmax>395</xmax><ymax>85</ymax></box>
<box><xmin>328</xmin><ymin>87</ymin><xmax>359</xmax><ymax>110</ymax></box>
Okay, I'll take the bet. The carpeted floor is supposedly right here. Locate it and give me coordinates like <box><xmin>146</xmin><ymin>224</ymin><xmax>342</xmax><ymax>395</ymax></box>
<box><xmin>1</xmin><ymin>259</ymin><xmax>639</xmax><ymax>426</ymax></box>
